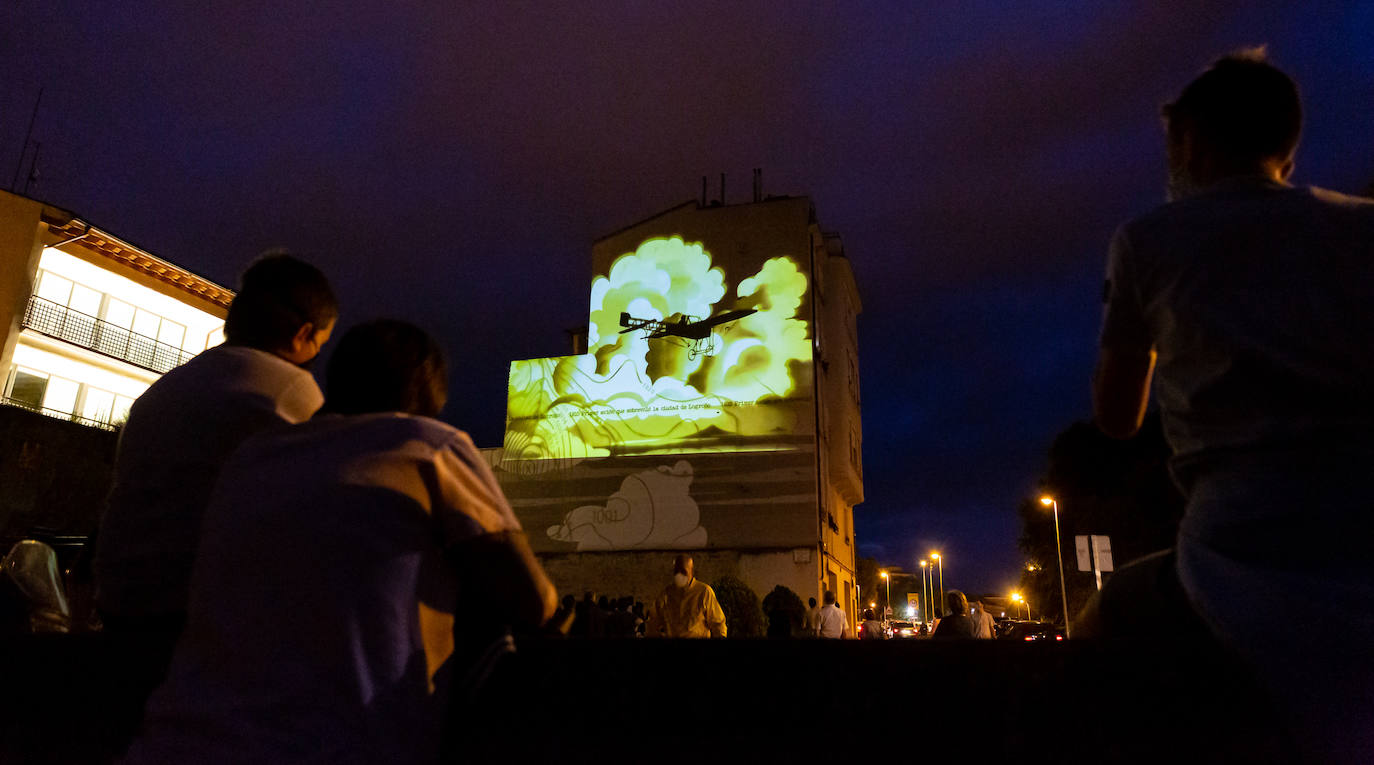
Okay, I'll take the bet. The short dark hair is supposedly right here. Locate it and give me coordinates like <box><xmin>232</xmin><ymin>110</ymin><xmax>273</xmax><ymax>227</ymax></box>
<box><xmin>808</xmin><ymin>597</ymin><xmax>817</xmax><ymax>607</ymax></box>
<box><xmin>823</xmin><ymin>590</ymin><xmax>836</xmax><ymax>606</ymax></box>
<box><xmin>223</xmin><ymin>253</ymin><xmax>338</xmax><ymax>352</ymax></box>
<box><xmin>1165</xmin><ymin>48</ymin><xmax>1301</xmax><ymax>169</ymax></box>
<box><xmin>324</xmin><ymin>319</ymin><xmax>447</xmax><ymax>417</ymax></box>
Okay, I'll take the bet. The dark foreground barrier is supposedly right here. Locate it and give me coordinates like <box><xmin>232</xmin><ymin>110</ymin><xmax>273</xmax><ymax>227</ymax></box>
<box><xmin>1</xmin><ymin>634</ymin><xmax>1294</xmax><ymax>764</ymax></box>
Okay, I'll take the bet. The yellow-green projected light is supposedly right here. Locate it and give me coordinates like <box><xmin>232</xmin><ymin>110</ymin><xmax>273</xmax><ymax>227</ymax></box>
<box><xmin>505</xmin><ymin>236</ymin><xmax>813</xmax><ymax>459</ymax></box>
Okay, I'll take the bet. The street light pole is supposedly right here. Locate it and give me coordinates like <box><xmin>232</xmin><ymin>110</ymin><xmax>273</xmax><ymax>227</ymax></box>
<box><xmin>931</xmin><ymin>552</ymin><xmax>945</xmax><ymax>615</ymax></box>
<box><xmin>919</xmin><ymin>560</ymin><xmax>929</xmax><ymax>627</ymax></box>
<box><xmin>1040</xmin><ymin>496</ymin><xmax>1071</xmax><ymax>638</ymax></box>
<box><xmin>880</xmin><ymin>571</ymin><xmax>890</xmax><ymax>619</ymax></box>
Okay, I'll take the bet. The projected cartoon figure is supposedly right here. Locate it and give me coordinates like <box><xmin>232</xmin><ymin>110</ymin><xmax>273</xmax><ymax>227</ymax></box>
<box><xmin>506</xmin><ymin>235</ymin><xmax>812</xmax><ymax>459</ymax></box>
<box><xmin>546</xmin><ymin>461</ymin><xmax>707</xmax><ymax>550</ymax></box>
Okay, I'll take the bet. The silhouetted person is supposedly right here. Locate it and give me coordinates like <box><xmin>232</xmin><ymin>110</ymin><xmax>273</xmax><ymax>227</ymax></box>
<box><xmin>1093</xmin><ymin>50</ymin><xmax>1373</xmax><ymax>762</ymax></box>
<box><xmin>547</xmin><ymin>594</ymin><xmax>577</xmax><ymax>636</ymax></box>
<box><xmin>969</xmin><ymin>600</ymin><xmax>995</xmax><ymax>639</ymax></box>
<box><xmin>93</xmin><ymin>253</ymin><xmax>336</xmax><ymax>749</ymax></box>
<box><xmin>124</xmin><ymin>320</ymin><xmax>556</xmax><ymax>764</ymax></box>
<box><xmin>803</xmin><ymin>596</ymin><xmax>822</xmax><ymax>637</ymax></box>
<box><xmin>859</xmin><ymin>608</ymin><xmax>884</xmax><ymax>640</ymax></box>
<box><xmin>644</xmin><ymin>555</ymin><xmax>726</xmax><ymax>638</ymax></box>
<box><xmin>931</xmin><ymin>591</ymin><xmax>974</xmax><ymax>640</ymax></box>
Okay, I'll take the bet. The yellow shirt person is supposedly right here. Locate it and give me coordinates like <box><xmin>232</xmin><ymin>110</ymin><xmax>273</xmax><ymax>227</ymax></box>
<box><xmin>645</xmin><ymin>555</ymin><xmax>727</xmax><ymax>638</ymax></box>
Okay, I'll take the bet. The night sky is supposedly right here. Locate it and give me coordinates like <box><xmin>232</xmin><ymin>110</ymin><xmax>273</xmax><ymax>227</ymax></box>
<box><xmin>5</xmin><ymin>2</ymin><xmax>1372</xmax><ymax>595</ymax></box>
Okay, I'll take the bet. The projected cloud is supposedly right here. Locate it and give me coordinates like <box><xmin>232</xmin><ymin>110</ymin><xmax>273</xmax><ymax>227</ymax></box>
<box><xmin>546</xmin><ymin>460</ymin><xmax>706</xmax><ymax>550</ymax></box>
<box><xmin>505</xmin><ymin>236</ymin><xmax>812</xmax><ymax>459</ymax></box>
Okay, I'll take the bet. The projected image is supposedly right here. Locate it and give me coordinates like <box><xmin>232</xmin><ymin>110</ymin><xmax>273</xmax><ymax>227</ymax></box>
<box><xmin>505</xmin><ymin>236</ymin><xmax>812</xmax><ymax>459</ymax></box>
<box><xmin>546</xmin><ymin>460</ymin><xmax>707</xmax><ymax>550</ymax></box>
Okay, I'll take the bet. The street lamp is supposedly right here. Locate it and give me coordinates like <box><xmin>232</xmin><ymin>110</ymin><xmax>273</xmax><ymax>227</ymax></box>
<box><xmin>919</xmin><ymin>560</ymin><xmax>930</xmax><ymax>627</ymax></box>
<box><xmin>1039</xmin><ymin>495</ymin><xmax>1071</xmax><ymax>638</ymax></box>
<box><xmin>1011</xmin><ymin>591</ymin><xmax>1030</xmax><ymax>621</ymax></box>
<box><xmin>930</xmin><ymin>552</ymin><xmax>944</xmax><ymax>615</ymax></box>
<box><xmin>880</xmin><ymin>571</ymin><xmax>891</xmax><ymax>618</ymax></box>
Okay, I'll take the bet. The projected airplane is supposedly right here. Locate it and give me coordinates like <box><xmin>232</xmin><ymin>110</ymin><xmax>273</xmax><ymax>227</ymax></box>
<box><xmin>618</xmin><ymin>308</ymin><xmax>757</xmax><ymax>358</ymax></box>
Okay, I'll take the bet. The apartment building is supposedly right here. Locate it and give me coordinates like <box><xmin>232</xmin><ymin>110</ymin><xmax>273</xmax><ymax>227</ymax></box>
<box><xmin>0</xmin><ymin>190</ymin><xmax>232</xmax><ymax>430</ymax></box>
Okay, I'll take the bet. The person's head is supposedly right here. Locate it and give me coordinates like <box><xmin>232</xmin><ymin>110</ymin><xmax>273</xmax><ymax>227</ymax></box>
<box><xmin>808</xmin><ymin>597</ymin><xmax>817</xmax><ymax>608</ymax></box>
<box><xmin>1163</xmin><ymin>48</ymin><xmax>1301</xmax><ymax>197</ymax></box>
<box><xmin>972</xmin><ymin>600</ymin><xmax>984</xmax><ymax>613</ymax></box>
<box><xmin>672</xmin><ymin>555</ymin><xmax>694</xmax><ymax>587</ymax></box>
<box><xmin>224</xmin><ymin>253</ymin><xmax>338</xmax><ymax>364</ymax></box>
<box><xmin>823</xmin><ymin>590</ymin><xmax>836</xmax><ymax>606</ymax></box>
<box><xmin>323</xmin><ymin>320</ymin><xmax>447</xmax><ymax>418</ymax></box>
<box><xmin>945</xmin><ymin>590</ymin><xmax>969</xmax><ymax>616</ymax></box>
<box><xmin>862</xmin><ymin>608</ymin><xmax>875</xmax><ymax>621</ymax></box>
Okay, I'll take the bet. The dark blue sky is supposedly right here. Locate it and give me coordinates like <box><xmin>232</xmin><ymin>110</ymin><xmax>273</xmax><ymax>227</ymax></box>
<box><xmin>4</xmin><ymin>1</ymin><xmax>1372</xmax><ymax>594</ymax></box>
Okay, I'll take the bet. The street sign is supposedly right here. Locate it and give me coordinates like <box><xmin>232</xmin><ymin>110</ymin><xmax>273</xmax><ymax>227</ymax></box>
<box><xmin>1091</xmin><ymin>535</ymin><xmax>1114</xmax><ymax>572</ymax></box>
<box><xmin>1075</xmin><ymin>535</ymin><xmax>1091</xmax><ymax>571</ymax></box>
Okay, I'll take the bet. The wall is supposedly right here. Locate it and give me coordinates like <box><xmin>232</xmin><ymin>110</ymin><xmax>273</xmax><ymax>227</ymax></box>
<box><xmin>0</xmin><ymin>404</ymin><xmax>117</xmax><ymax>540</ymax></box>
<box><xmin>0</xmin><ymin>193</ymin><xmax>45</xmax><ymax>377</ymax></box>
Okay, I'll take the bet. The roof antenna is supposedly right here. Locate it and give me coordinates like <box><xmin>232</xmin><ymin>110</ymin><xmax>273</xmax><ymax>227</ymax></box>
<box><xmin>23</xmin><ymin>142</ymin><xmax>41</xmax><ymax>195</ymax></box>
<box><xmin>701</xmin><ymin>175</ymin><xmax>707</xmax><ymax>207</ymax></box>
<box><xmin>11</xmin><ymin>87</ymin><xmax>43</xmax><ymax>193</ymax></box>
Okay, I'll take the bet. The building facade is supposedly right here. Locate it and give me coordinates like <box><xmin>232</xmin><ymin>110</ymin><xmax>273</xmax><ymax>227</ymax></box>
<box><xmin>484</xmin><ymin>196</ymin><xmax>863</xmax><ymax>632</ymax></box>
<box><xmin>0</xmin><ymin>190</ymin><xmax>232</xmax><ymax>431</ymax></box>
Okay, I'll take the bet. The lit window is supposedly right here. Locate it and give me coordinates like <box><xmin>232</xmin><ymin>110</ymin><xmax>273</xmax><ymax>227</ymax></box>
<box><xmin>157</xmin><ymin>319</ymin><xmax>185</xmax><ymax>349</ymax></box>
<box><xmin>132</xmin><ymin>309</ymin><xmax>161</xmax><ymax>340</ymax></box>
<box><xmin>35</xmin><ymin>271</ymin><xmax>72</xmax><ymax>305</ymax></box>
<box><xmin>81</xmin><ymin>387</ymin><xmax>116</xmax><ymax>425</ymax></box>
<box><xmin>69</xmin><ymin>284</ymin><xmax>102</xmax><ymax>316</ymax></box>
<box><xmin>6</xmin><ymin>367</ymin><xmax>48</xmax><ymax>409</ymax></box>
<box><xmin>43</xmin><ymin>376</ymin><xmax>79</xmax><ymax>415</ymax></box>
<box><xmin>103</xmin><ymin>299</ymin><xmax>135</xmax><ymax>329</ymax></box>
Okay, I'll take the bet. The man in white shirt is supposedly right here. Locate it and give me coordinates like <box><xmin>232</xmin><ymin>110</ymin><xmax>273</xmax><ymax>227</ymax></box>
<box><xmin>95</xmin><ymin>254</ymin><xmax>337</xmax><ymax>635</ymax></box>
<box><xmin>127</xmin><ymin>320</ymin><xmax>557</xmax><ymax>764</ymax></box>
<box><xmin>816</xmin><ymin>589</ymin><xmax>848</xmax><ymax>639</ymax></box>
<box><xmin>1093</xmin><ymin>51</ymin><xmax>1374</xmax><ymax>762</ymax></box>
<box><xmin>969</xmin><ymin>600</ymin><xmax>995</xmax><ymax>639</ymax></box>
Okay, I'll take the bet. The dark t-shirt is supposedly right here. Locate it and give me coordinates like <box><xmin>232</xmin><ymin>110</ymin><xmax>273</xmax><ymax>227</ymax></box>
<box><xmin>931</xmin><ymin>613</ymin><xmax>976</xmax><ymax>639</ymax></box>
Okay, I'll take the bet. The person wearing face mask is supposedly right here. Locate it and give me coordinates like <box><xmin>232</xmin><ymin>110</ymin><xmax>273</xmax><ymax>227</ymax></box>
<box><xmin>93</xmin><ymin>253</ymin><xmax>337</xmax><ymax>741</ymax></box>
<box><xmin>644</xmin><ymin>554</ymin><xmax>727</xmax><ymax>638</ymax></box>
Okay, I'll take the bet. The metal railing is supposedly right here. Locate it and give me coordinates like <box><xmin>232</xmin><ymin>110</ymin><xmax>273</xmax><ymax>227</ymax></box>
<box><xmin>21</xmin><ymin>296</ymin><xmax>194</xmax><ymax>374</ymax></box>
<box><xmin>0</xmin><ymin>396</ymin><xmax>118</xmax><ymax>431</ymax></box>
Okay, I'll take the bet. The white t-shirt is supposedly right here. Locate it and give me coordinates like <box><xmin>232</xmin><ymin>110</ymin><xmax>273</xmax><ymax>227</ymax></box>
<box><xmin>95</xmin><ymin>345</ymin><xmax>323</xmax><ymax>617</ymax></box>
<box><xmin>817</xmin><ymin>603</ymin><xmax>847</xmax><ymax>638</ymax></box>
<box><xmin>127</xmin><ymin>413</ymin><xmax>521</xmax><ymax>764</ymax></box>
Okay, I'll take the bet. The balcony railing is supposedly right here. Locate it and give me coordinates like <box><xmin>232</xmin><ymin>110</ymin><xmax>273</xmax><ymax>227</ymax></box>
<box><xmin>0</xmin><ymin>396</ymin><xmax>118</xmax><ymax>431</ymax></box>
<box><xmin>21</xmin><ymin>295</ymin><xmax>194</xmax><ymax>374</ymax></box>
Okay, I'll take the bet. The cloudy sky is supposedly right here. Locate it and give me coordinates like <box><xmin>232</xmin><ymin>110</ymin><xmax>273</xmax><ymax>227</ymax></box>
<box><xmin>4</xmin><ymin>1</ymin><xmax>1371</xmax><ymax>593</ymax></box>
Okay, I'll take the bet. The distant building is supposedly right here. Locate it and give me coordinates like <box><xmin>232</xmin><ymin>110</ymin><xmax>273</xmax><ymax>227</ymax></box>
<box><xmin>484</xmin><ymin>195</ymin><xmax>863</xmax><ymax>631</ymax></box>
<box><xmin>0</xmin><ymin>190</ymin><xmax>232</xmax><ymax>430</ymax></box>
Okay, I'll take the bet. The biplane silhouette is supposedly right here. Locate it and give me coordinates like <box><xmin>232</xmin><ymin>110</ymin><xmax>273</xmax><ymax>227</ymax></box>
<box><xmin>618</xmin><ymin>308</ymin><xmax>757</xmax><ymax>359</ymax></box>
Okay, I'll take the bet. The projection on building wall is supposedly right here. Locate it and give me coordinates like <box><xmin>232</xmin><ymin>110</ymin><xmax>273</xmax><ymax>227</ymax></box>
<box><xmin>505</xmin><ymin>235</ymin><xmax>813</xmax><ymax>459</ymax></box>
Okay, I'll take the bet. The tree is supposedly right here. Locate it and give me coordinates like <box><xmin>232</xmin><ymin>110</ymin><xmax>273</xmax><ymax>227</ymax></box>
<box><xmin>760</xmin><ymin>585</ymin><xmax>805</xmax><ymax>637</ymax></box>
<box><xmin>711</xmin><ymin>576</ymin><xmax>764</xmax><ymax>638</ymax></box>
<box><xmin>855</xmin><ymin>556</ymin><xmax>879</xmax><ymax>613</ymax></box>
<box><xmin>1018</xmin><ymin>413</ymin><xmax>1184</xmax><ymax>626</ymax></box>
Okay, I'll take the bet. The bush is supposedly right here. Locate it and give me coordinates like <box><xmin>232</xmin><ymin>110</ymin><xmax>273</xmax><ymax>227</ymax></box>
<box><xmin>760</xmin><ymin>585</ymin><xmax>806</xmax><ymax>637</ymax></box>
<box><xmin>710</xmin><ymin>576</ymin><xmax>764</xmax><ymax>638</ymax></box>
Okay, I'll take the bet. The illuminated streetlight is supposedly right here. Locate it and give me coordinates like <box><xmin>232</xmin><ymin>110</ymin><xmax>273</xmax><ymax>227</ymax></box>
<box><xmin>919</xmin><ymin>560</ymin><xmax>930</xmax><ymax>627</ymax></box>
<box><xmin>930</xmin><ymin>552</ymin><xmax>945</xmax><ymax>614</ymax></box>
<box><xmin>1011</xmin><ymin>591</ymin><xmax>1030</xmax><ymax>621</ymax></box>
<box><xmin>1039</xmin><ymin>495</ymin><xmax>1071</xmax><ymax>638</ymax></box>
<box><xmin>880</xmin><ymin>571</ymin><xmax>891</xmax><ymax>618</ymax></box>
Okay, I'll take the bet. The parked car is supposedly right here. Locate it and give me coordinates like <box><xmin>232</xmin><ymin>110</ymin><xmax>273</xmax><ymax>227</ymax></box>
<box><xmin>887</xmin><ymin>619</ymin><xmax>921</xmax><ymax>638</ymax></box>
<box><xmin>997</xmin><ymin>620</ymin><xmax>1064</xmax><ymax>641</ymax></box>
